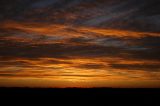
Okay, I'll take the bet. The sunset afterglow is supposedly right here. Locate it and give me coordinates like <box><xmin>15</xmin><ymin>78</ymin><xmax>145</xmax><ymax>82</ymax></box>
<box><xmin>0</xmin><ymin>0</ymin><xmax>160</xmax><ymax>88</ymax></box>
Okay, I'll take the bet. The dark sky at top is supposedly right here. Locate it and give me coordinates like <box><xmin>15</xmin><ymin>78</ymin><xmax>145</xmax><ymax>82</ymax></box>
<box><xmin>0</xmin><ymin>0</ymin><xmax>160</xmax><ymax>32</ymax></box>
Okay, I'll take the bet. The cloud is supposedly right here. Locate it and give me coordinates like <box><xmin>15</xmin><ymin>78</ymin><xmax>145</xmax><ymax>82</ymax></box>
<box><xmin>0</xmin><ymin>22</ymin><xmax>160</xmax><ymax>63</ymax></box>
<box><xmin>74</xmin><ymin>63</ymin><xmax>106</xmax><ymax>69</ymax></box>
<box><xmin>109</xmin><ymin>63</ymin><xmax>160</xmax><ymax>72</ymax></box>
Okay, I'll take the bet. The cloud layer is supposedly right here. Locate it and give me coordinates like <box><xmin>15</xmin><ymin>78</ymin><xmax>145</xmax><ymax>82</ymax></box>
<box><xmin>0</xmin><ymin>0</ymin><xmax>160</xmax><ymax>88</ymax></box>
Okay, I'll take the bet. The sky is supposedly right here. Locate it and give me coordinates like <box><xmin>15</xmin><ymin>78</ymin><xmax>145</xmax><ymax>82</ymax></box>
<box><xmin>0</xmin><ymin>0</ymin><xmax>160</xmax><ymax>88</ymax></box>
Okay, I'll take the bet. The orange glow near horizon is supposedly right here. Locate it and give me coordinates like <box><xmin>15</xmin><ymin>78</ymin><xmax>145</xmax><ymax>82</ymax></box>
<box><xmin>0</xmin><ymin>57</ymin><xmax>160</xmax><ymax>88</ymax></box>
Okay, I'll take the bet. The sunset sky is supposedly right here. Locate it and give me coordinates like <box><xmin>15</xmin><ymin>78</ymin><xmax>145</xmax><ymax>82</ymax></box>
<box><xmin>0</xmin><ymin>0</ymin><xmax>160</xmax><ymax>88</ymax></box>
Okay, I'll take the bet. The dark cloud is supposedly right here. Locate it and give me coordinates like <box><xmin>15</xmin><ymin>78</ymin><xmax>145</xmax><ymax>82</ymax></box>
<box><xmin>0</xmin><ymin>36</ymin><xmax>123</xmax><ymax>59</ymax></box>
<box><xmin>0</xmin><ymin>72</ymin><xmax>111</xmax><ymax>78</ymax></box>
<box><xmin>0</xmin><ymin>74</ymin><xmax>15</xmax><ymax>77</ymax></box>
<box><xmin>66</xmin><ymin>37</ymin><xmax>93</xmax><ymax>44</ymax></box>
<box><xmin>0</xmin><ymin>32</ymin><xmax>160</xmax><ymax>61</ymax></box>
<box><xmin>109</xmin><ymin>63</ymin><xmax>160</xmax><ymax>72</ymax></box>
<box><xmin>75</xmin><ymin>63</ymin><xmax>106</xmax><ymax>69</ymax></box>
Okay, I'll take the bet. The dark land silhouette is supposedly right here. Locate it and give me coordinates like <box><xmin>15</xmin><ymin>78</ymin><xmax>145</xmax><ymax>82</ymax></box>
<box><xmin>0</xmin><ymin>87</ymin><xmax>160</xmax><ymax>105</ymax></box>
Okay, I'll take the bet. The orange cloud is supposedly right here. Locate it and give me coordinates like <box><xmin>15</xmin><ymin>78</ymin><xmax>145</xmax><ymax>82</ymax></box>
<box><xmin>1</xmin><ymin>21</ymin><xmax>160</xmax><ymax>39</ymax></box>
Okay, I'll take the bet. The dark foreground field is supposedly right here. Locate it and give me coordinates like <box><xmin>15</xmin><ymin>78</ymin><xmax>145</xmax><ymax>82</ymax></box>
<box><xmin>0</xmin><ymin>87</ymin><xmax>160</xmax><ymax>105</ymax></box>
